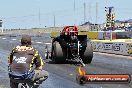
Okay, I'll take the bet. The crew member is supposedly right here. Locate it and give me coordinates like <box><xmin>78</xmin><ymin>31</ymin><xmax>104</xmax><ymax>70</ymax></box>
<box><xmin>8</xmin><ymin>35</ymin><xmax>48</xmax><ymax>88</ymax></box>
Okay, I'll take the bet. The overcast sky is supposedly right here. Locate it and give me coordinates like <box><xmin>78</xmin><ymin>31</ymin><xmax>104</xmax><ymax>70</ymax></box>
<box><xmin>0</xmin><ymin>0</ymin><xmax>132</xmax><ymax>29</ymax></box>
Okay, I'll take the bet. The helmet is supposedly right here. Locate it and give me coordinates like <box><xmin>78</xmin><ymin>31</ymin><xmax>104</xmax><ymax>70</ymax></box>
<box><xmin>21</xmin><ymin>35</ymin><xmax>31</xmax><ymax>46</ymax></box>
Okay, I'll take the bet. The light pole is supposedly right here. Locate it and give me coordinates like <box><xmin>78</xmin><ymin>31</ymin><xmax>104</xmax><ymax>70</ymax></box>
<box><xmin>84</xmin><ymin>2</ymin><xmax>86</xmax><ymax>24</ymax></box>
<box><xmin>74</xmin><ymin>0</ymin><xmax>76</xmax><ymax>25</ymax></box>
<box><xmin>54</xmin><ymin>15</ymin><xmax>56</xmax><ymax>27</ymax></box>
<box><xmin>38</xmin><ymin>8</ymin><xmax>41</xmax><ymax>28</ymax></box>
<box><xmin>96</xmin><ymin>2</ymin><xmax>98</xmax><ymax>31</ymax></box>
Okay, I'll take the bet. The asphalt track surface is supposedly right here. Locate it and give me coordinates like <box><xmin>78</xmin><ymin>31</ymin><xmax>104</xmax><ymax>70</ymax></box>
<box><xmin>0</xmin><ymin>33</ymin><xmax>132</xmax><ymax>88</ymax></box>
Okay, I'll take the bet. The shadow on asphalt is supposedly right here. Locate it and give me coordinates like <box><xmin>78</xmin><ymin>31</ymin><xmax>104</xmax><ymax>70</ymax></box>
<box><xmin>46</xmin><ymin>59</ymin><xmax>85</xmax><ymax>66</ymax></box>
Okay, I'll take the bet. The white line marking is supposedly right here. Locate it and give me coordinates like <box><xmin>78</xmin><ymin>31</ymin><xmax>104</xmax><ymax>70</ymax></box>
<box><xmin>2</xmin><ymin>38</ymin><xmax>6</xmax><ymax>39</ymax></box>
<box><xmin>44</xmin><ymin>43</ymin><xmax>51</xmax><ymax>45</ymax></box>
<box><xmin>36</xmin><ymin>42</ymin><xmax>42</xmax><ymax>44</ymax></box>
<box><xmin>12</xmin><ymin>39</ymin><xmax>17</xmax><ymax>41</ymax></box>
<box><xmin>70</xmin><ymin>74</ymin><xmax>73</xmax><ymax>76</ymax></box>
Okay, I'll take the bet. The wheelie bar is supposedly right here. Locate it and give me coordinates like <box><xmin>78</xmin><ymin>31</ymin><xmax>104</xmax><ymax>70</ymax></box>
<box><xmin>75</xmin><ymin>41</ymin><xmax>85</xmax><ymax>67</ymax></box>
<box><xmin>74</xmin><ymin>56</ymin><xmax>85</xmax><ymax>67</ymax></box>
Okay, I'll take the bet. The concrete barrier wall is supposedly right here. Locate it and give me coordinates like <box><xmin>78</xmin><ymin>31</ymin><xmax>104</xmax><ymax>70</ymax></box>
<box><xmin>50</xmin><ymin>31</ymin><xmax>132</xmax><ymax>39</ymax></box>
<box><xmin>91</xmin><ymin>40</ymin><xmax>132</xmax><ymax>56</ymax></box>
<box><xmin>50</xmin><ymin>31</ymin><xmax>60</xmax><ymax>38</ymax></box>
<box><xmin>87</xmin><ymin>32</ymin><xmax>98</xmax><ymax>39</ymax></box>
<box><xmin>50</xmin><ymin>31</ymin><xmax>99</xmax><ymax>39</ymax></box>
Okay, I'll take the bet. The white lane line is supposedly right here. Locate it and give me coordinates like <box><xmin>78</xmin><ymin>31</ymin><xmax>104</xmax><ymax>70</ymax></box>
<box><xmin>36</xmin><ymin>42</ymin><xmax>42</xmax><ymax>44</ymax></box>
<box><xmin>44</xmin><ymin>43</ymin><xmax>51</xmax><ymax>45</ymax></box>
<box><xmin>69</xmin><ymin>74</ymin><xmax>73</xmax><ymax>76</ymax></box>
<box><xmin>12</xmin><ymin>39</ymin><xmax>17</xmax><ymax>41</ymax></box>
<box><xmin>2</xmin><ymin>38</ymin><xmax>6</xmax><ymax>40</ymax></box>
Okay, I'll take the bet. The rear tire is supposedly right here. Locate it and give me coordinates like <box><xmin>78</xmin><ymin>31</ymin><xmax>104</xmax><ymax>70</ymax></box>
<box><xmin>83</xmin><ymin>43</ymin><xmax>93</xmax><ymax>64</ymax></box>
<box><xmin>52</xmin><ymin>42</ymin><xmax>65</xmax><ymax>63</ymax></box>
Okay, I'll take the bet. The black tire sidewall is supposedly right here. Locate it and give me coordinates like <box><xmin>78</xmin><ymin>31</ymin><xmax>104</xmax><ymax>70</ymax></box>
<box><xmin>83</xmin><ymin>43</ymin><xmax>93</xmax><ymax>64</ymax></box>
<box><xmin>52</xmin><ymin>42</ymin><xmax>65</xmax><ymax>63</ymax></box>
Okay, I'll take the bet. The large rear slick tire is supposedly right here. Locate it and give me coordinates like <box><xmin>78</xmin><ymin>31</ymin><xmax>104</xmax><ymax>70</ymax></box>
<box><xmin>83</xmin><ymin>43</ymin><xmax>93</xmax><ymax>64</ymax></box>
<box><xmin>52</xmin><ymin>42</ymin><xmax>65</xmax><ymax>63</ymax></box>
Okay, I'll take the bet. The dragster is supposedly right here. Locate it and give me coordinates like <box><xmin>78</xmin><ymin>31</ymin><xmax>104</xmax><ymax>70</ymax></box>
<box><xmin>50</xmin><ymin>26</ymin><xmax>93</xmax><ymax>64</ymax></box>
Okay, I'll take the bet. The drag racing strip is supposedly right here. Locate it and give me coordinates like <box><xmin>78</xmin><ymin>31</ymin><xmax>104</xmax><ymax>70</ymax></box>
<box><xmin>93</xmin><ymin>52</ymin><xmax>132</xmax><ymax>68</ymax></box>
<box><xmin>94</xmin><ymin>52</ymin><xmax>132</xmax><ymax>59</ymax></box>
<box><xmin>36</xmin><ymin>42</ymin><xmax>43</xmax><ymax>44</ymax></box>
<box><xmin>0</xmin><ymin>50</ymin><xmax>11</xmax><ymax>88</ymax></box>
<box><xmin>2</xmin><ymin>38</ymin><xmax>7</xmax><ymax>40</ymax></box>
<box><xmin>0</xmin><ymin>36</ymin><xmax>51</xmax><ymax>46</ymax></box>
<box><xmin>42</xmin><ymin>72</ymin><xmax>87</xmax><ymax>88</ymax></box>
<box><xmin>0</xmin><ymin>50</ymin><xmax>11</xmax><ymax>72</ymax></box>
<box><xmin>11</xmin><ymin>38</ymin><xmax>17</xmax><ymax>41</ymax></box>
<box><xmin>0</xmin><ymin>35</ymin><xmax>132</xmax><ymax>88</ymax></box>
<box><xmin>44</xmin><ymin>60</ymin><xmax>132</xmax><ymax>88</ymax></box>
